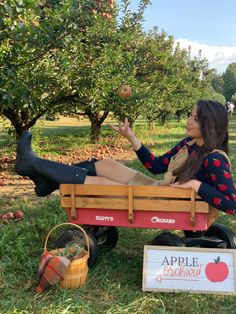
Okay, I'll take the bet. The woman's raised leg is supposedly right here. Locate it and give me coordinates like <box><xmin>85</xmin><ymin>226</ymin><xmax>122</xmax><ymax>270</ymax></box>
<box><xmin>84</xmin><ymin>175</ymin><xmax>125</xmax><ymax>185</ymax></box>
<box><xmin>94</xmin><ymin>159</ymin><xmax>136</xmax><ymax>184</ymax></box>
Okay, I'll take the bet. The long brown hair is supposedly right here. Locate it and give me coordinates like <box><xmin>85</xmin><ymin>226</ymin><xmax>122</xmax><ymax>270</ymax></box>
<box><xmin>173</xmin><ymin>99</ymin><xmax>229</xmax><ymax>183</ymax></box>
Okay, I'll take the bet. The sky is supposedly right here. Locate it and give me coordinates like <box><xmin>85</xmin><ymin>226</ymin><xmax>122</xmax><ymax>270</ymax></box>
<box><xmin>117</xmin><ymin>0</ymin><xmax>236</xmax><ymax>73</ymax></box>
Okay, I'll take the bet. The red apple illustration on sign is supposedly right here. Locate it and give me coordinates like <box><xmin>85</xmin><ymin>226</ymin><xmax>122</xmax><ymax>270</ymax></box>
<box><xmin>205</xmin><ymin>256</ymin><xmax>229</xmax><ymax>282</ymax></box>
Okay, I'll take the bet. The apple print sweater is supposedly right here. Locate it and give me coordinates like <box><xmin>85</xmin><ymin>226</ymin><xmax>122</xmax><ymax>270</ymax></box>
<box><xmin>135</xmin><ymin>137</ymin><xmax>236</xmax><ymax>215</ymax></box>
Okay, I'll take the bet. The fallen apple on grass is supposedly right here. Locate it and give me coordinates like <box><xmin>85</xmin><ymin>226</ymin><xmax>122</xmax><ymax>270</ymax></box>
<box><xmin>14</xmin><ymin>210</ymin><xmax>24</xmax><ymax>220</ymax></box>
<box><xmin>0</xmin><ymin>210</ymin><xmax>25</xmax><ymax>222</ymax></box>
<box><xmin>0</xmin><ymin>214</ymin><xmax>8</xmax><ymax>224</ymax></box>
<box><xmin>118</xmin><ymin>84</ymin><xmax>132</xmax><ymax>99</ymax></box>
<box><xmin>6</xmin><ymin>212</ymin><xmax>14</xmax><ymax>220</ymax></box>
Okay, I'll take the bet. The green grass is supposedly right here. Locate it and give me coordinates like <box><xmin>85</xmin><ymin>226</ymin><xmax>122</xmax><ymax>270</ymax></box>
<box><xmin>0</xmin><ymin>115</ymin><xmax>236</xmax><ymax>314</ymax></box>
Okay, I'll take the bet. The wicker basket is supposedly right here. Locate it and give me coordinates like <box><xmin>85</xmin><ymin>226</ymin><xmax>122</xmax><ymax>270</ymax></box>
<box><xmin>44</xmin><ymin>222</ymin><xmax>90</xmax><ymax>289</ymax></box>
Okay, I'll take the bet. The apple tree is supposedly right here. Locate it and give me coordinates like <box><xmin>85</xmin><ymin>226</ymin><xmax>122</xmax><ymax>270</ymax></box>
<box><xmin>142</xmin><ymin>40</ymin><xmax>224</xmax><ymax>125</ymax></box>
<box><xmin>0</xmin><ymin>0</ymin><xmax>218</xmax><ymax>142</ymax></box>
<box><xmin>222</xmin><ymin>62</ymin><xmax>236</xmax><ymax>102</ymax></box>
<box><xmin>0</xmin><ymin>0</ymin><xmax>153</xmax><ymax>142</ymax></box>
<box><xmin>55</xmin><ymin>0</ymin><xmax>153</xmax><ymax>141</ymax></box>
<box><xmin>0</xmin><ymin>0</ymin><xmax>98</xmax><ymax>137</ymax></box>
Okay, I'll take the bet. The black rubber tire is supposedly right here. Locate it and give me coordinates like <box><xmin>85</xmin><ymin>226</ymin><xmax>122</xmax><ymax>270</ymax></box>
<box><xmin>183</xmin><ymin>230</ymin><xmax>205</xmax><ymax>238</ymax></box>
<box><xmin>55</xmin><ymin>227</ymin><xmax>99</xmax><ymax>267</ymax></box>
<box><xmin>151</xmin><ymin>232</ymin><xmax>185</xmax><ymax>246</ymax></box>
<box><xmin>203</xmin><ymin>223</ymin><xmax>236</xmax><ymax>249</ymax></box>
<box><xmin>91</xmin><ymin>226</ymin><xmax>119</xmax><ymax>249</ymax></box>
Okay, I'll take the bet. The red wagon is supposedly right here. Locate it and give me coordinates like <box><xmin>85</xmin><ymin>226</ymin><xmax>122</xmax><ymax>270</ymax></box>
<box><xmin>55</xmin><ymin>184</ymin><xmax>236</xmax><ymax>266</ymax></box>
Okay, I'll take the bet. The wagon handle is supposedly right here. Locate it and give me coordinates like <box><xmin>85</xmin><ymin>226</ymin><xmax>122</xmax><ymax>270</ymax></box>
<box><xmin>71</xmin><ymin>185</ymin><xmax>77</xmax><ymax>219</ymax></box>
<box><xmin>44</xmin><ymin>222</ymin><xmax>90</xmax><ymax>257</ymax></box>
<box><xmin>128</xmin><ymin>186</ymin><xmax>134</xmax><ymax>223</ymax></box>
<box><xmin>190</xmin><ymin>189</ymin><xmax>196</xmax><ymax>226</ymax></box>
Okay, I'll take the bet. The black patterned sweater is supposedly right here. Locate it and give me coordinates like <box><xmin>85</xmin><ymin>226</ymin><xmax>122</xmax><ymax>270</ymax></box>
<box><xmin>135</xmin><ymin>137</ymin><xmax>236</xmax><ymax>215</ymax></box>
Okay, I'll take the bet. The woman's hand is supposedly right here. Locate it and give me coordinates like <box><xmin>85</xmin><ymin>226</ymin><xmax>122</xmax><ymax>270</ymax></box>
<box><xmin>170</xmin><ymin>179</ymin><xmax>202</xmax><ymax>193</ymax></box>
<box><xmin>108</xmin><ymin>117</ymin><xmax>142</xmax><ymax>151</ymax></box>
<box><xmin>108</xmin><ymin>117</ymin><xmax>134</xmax><ymax>139</ymax></box>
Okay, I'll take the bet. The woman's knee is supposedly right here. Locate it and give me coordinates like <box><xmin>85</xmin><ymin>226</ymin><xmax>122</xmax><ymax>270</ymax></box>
<box><xmin>84</xmin><ymin>175</ymin><xmax>123</xmax><ymax>185</ymax></box>
<box><xmin>95</xmin><ymin>158</ymin><xmax>136</xmax><ymax>184</ymax></box>
<box><xmin>95</xmin><ymin>158</ymin><xmax>121</xmax><ymax>175</ymax></box>
<box><xmin>96</xmin><ymin>158</ymin><xmax>118</xmax><ymax>168</ymax></box>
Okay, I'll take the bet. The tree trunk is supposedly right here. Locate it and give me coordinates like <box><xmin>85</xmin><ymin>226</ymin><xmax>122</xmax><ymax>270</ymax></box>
<box><xmin>175</xmin><ymin>110</ymin><xmax>184</xmax><ymax>122</ymax></box>
<box><xmin>2</xmin><ymin>106</ymin><xmax>45</xmax><ymax>139</ymax></box>
<box><xmin>85</xmin><ymin>109</ymin><xmax>109</xmax><ymax>143</ymax></box>
<box><xmin>158</xmin><ymin>112</ymin><xmax>168</xmax><ymax>125</ymax></box>
<box><xmin>91</xmin><ymin>120</ymin><xmax>101</xmax><ymax>143</ymax></box>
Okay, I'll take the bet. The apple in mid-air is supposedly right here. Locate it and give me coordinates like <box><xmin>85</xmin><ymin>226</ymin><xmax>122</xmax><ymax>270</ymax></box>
<box><xmin>118</xmin><ymin>84</ymin><xmax>132</xmax><ymax>99</ymax></box>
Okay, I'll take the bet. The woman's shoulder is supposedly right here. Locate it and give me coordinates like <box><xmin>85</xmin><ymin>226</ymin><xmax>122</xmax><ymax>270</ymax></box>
<box><xmin>179</xmin><ymin>137</ymin><xmax>193</xmax><ymax>146</ymax></box>
<box><xmin>185</xmin><ymin>136</ymin><xmax>193</xmax><ymax>142</ymax></box>
<box><xmin>205</xmin><ymin>150</ymin><xmax>230</xmax><ymax>167</ymax></box>
<box><xmin>179</xmin><ymin>137</ymin><xmax>195</xmax><ymax>148</ymax></box>
<box><xmin>173</xmin><ymin>137</ymin><xmax>193</xmax><ymax>150</ymax></box>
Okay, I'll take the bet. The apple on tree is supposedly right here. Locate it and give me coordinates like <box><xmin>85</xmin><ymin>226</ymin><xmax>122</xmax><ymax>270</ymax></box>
<box><xmin>118</xmin><ymin>84</ymin><xmax>132</xmax><ymax>99</ymax></box>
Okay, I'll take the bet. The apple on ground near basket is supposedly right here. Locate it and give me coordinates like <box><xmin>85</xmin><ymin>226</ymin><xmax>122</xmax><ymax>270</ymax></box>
<box><xmin>14</xmin><ymin>210</ymin><xmax>24</xmax><ymax>219</ymax></box>
<box><xmin>6</xmin><ymin>212</ymin><xmax>14</xmax><ymax>220</ymax></box>
<box><xmin>0</xmin><ymin>214</ymin><xmax>8</xmax><ymax>221</ymax></box>
<box><xmin>118</xmin><ymin>84</ymin><xmax>132</xmax><ymax>99</ymax></box>
<box><xmin>0</xmin><ymin>215</ymin><xmax>9</xmax><ymax>224</ymax></box>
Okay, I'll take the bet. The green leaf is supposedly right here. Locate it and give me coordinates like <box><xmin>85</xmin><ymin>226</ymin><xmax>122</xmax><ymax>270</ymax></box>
<box><xmin>3</xmin><ymin>4</ymin><xmax>13</xmax><ymax>16</ymax></box>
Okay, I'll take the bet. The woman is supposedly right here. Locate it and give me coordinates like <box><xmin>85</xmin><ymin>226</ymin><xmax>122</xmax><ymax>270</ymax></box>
<box><xmin>15</xmin><ymin>99</ymin><xmax>236</xmax><ymax>215</ymax></box>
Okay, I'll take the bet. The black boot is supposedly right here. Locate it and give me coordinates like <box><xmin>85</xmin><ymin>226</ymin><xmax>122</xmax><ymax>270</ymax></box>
<box><xmin>32</xmin><ymin>158</ymin><xmax>88</xmax><ymax>184</ymax></box>
<box><xmin>15</xmin><ymin>131</ymin><xmax>98</xmax><ymax>196</ymax></box>
<box><xmin>14</xmin><ymin>131</ymin><xmax>56</xmax><ymax>196</ymax></box>
<box><xmin>15</xmin><ymin>131</ymin><xmax>88</xmax><ymax>186</ymax></box>
<box><xmin>32</xmin><ymin>176</ymin><xmax>59</xmax><ymax>197</ymax></box>
<box><xmin>33</xmin><ymin>159</ymin><xmax>97</xmax><ymax>197</ymax></box>
<box><xmin>15</xmin><ymin>132</ymin><xmax>97</xmax><ymax>196</ymax></box>
<box><xmin>73</xmin><ymin>158</ymin><xmax>97</xmax><ymax>176</ymax></box>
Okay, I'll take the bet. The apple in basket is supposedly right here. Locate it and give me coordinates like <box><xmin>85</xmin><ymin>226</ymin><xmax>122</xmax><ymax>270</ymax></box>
<box><xmin>57</xmin><ymin>242</ymin><xmax>85</xmax><ymax>260</ymax></box>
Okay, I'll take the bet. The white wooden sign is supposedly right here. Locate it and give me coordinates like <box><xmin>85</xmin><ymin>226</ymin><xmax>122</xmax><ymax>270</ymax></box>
<box><xmin>142</xmin><ymin>246</ymin><xmax>236</xmax><ymax>295</ymax></box>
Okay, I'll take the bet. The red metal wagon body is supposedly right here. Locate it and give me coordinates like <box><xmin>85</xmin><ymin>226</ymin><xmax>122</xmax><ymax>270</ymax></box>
<box><xmin>60</xmin><ymin>184</ymin><xmax>218</xmax><ymax>232</ymax></box>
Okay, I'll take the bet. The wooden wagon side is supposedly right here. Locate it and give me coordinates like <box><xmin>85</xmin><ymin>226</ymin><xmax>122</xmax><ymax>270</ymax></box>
<box><xmin>60</xmin><ymin>185</ymin><xmax>218</xmax><ymax>231</ymax></box>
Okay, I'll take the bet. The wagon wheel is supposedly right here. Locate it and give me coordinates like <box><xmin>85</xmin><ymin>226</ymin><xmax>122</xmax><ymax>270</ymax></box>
<box><xmin>203</xmin><ymin>223</ymin><xmax>236</xmax><ymax>249</ymax></box>
<box><xmin>90</xmin><ymin>226</ymin><xmax>119</xmax><ymax>249</ymax></box>
<box><xmin>183</xmin><ymin>230</ymin><xmax>205</xmax><ymax>238</ymax></box>
<box><xmin>151</xmin><ymin>232</ymin><xmax>185</xmax><ymax>246</ymax></box>
<box><xmin>55</xmin><ymin>227</ymin><xmax>99</xmax><ymax>267</ymax></box>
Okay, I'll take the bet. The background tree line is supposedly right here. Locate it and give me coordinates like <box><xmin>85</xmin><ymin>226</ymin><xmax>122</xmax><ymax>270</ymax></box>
<box><xmin>0</xmin><ymin>0</ymin><xmax>235</xmax><ymax>142</ymax></box>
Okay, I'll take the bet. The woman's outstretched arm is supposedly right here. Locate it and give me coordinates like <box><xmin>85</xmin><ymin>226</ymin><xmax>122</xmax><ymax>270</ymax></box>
<box><xmin>109</xmin><ymin>117</ymin><xmax>142</xmax><ymax>151</ymax></box>
<box><xmin>109</xmin><ymin>118</ymin><xmax>191</xmax><ymax>175</ymax></box>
